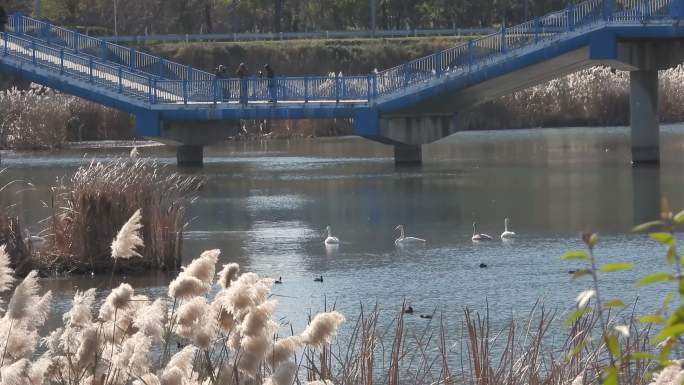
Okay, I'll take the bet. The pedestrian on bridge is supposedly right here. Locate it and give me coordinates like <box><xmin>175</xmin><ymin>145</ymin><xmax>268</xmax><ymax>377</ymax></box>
<box><xmin>214</xmin><ymin>65</ymin><xmax>229</xmax><ymax>101</ymax></box>
<box><xmin>264</xmin><ymin>64</ymin><xmax>276</xmax><ymax>103</ymax></box>
<box><xmin>236</xmin><ymin>63</ymin><xmax>249</xmax><ymax>104</ymax></box>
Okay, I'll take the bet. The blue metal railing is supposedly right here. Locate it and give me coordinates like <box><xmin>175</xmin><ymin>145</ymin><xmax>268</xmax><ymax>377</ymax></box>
<box><xmin>7</xmin><ymin>13</ymin><xmax>213</xmax><ymax>82</ymax></box>
<box><xmin>101</xmin><ymin>27</ymin><xmax>498</xmax><ymax>44</ymax></box>
<box><xmin>0</xmin><ymin>0</ymin><xmax>680</xmax><ymax>105</ymax></box>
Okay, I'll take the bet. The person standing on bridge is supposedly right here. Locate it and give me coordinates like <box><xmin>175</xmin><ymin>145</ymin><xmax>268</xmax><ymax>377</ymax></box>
<box><xmin>236</xmin><ymin>63</ymin><xmax>249</xmax><ymax>104</ymax></box>
<box><xmin>214</xmin><ymin>65</ymin><xmax>229</xmax><ymax>101</ymax></box>
<box><xmin>264</xmin><ymin>64</ymin><xmax>276</xmax><ymax>103</ymax></box>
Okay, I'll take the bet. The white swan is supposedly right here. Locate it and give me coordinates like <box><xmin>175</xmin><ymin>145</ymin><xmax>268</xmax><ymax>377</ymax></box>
<box><xmin>394</xmin><ymin>225</ymin><xmax>427</xmax><ymax>246</ymax></box>
<box><xmin>324</xmin><ymin>226</ymin><xmax>340</xmax><ymax>245</ymax></box>
<box><xmin>501</xmin><ymin>218</ymin><xmax>516</xmax><ymax>239</ymax></box>
<box><xmin>471</xmin><ymin>222</ymin><xmax>493</xmax><ymax>242</ymax></box>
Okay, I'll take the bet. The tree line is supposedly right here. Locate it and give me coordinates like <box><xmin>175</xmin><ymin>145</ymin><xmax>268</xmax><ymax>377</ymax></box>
<box><xmin>7</xmin><ymin>0</ymin><xmax>574</xmax><ymax>36</ymax></box>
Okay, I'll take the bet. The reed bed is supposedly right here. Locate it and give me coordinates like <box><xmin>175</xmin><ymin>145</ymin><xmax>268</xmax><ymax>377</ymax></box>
<box><xmin>0</xmin><ymin>84</ymin><xmax>133</xmax><ymax>150</ymax></box>
<box><xmin>42</xmin><ymin>157</ymin><xmax>202</xmax><ymax>274</ymax></box>
<box><xmin>460</xmin><ymin>65</ymin><xmax>684</xmax><ymax>130</ymax></box>
<box><xmin>0</xmin><ymin>169</ymin><xmax>34</xmax><ymax>277</ymax></box>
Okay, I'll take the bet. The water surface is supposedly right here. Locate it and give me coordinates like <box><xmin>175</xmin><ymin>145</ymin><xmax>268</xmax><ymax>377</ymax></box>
<box><xmin>0</xmin><ymin>126</ymin><xmax>680</xmax><ymax>339</ymax></box>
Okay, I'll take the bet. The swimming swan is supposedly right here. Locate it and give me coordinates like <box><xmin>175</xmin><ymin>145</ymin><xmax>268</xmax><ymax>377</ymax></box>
<box><xmin>394</xmin><ymin>225</ymin><xmax>427</xmax><ymax>246</ymax></box>
<box><xmin>500</xmin><ymin>218</ymin><xmax>516</xmax><ymax>239</ymax></box>
<box><xmin>324</xmin><ymin>226</ymin><xmax>340</xmax><ymax>245</ymax></box>
<box><xmin>471</xmin><ymin>222</ymin><xmax>493</xmax><ymax>242</ymax></box>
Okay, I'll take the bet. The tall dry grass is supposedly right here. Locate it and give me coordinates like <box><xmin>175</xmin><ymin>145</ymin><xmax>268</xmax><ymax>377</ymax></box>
<box><xmin>42</xmin><ymin>157</ymin><xmax>202</xmax><ymax>274</ymax></box>
<box><xmin>0</xmin><ymin>84</ymin><xmax>133</xmax><ymax>150</ymax></box>
<box><xmin>460</xmin><ymin>65</ymin><xmax>684</xmax><ymax>130</ymax></box>
<box><xmin>0</xmin><ymin>234</ymin><xmax>347</xmax><ymax>385</ymax></box>
<box><xmin>0</xmin><ymin>169</ymin><xmax>35</xmax><ymax>277</ymax></box>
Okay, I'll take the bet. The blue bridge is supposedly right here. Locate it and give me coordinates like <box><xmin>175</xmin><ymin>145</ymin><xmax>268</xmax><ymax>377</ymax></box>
<box><xmin>1</xmin><ymin>0</ymin><xmax>684</xmax><ymax>165</ymax></box>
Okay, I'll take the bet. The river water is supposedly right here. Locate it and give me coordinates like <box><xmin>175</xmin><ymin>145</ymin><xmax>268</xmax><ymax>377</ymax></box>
<box><xmin>0</xmin><ymin>126</ymin><xmax>680</xmax><ymax>345</ymax></box>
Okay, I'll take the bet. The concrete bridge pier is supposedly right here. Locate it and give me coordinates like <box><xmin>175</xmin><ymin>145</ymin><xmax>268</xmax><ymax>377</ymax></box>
<box><xmin>394</xmin><ymin>145</ymin><xmax>422</xmax><ymax>166</ymax></box>
<box><xmin>176</xmin><ymin>145</ymin><xmax>204</xmax><ymax>167</ymax></box>
<box><xmin>135</xmin><ymin>114</ymin><xmax>241</xmax><ymax>167</ymax></box>
<box><xmin>630</xmin><ymin>70</ymin><xmax>659</xmax><ymax>166</ymax></box>
<box><xmin>356</xmin><ymin>112</ymin><xmax>460</xmax><ymax>166</ymax></box>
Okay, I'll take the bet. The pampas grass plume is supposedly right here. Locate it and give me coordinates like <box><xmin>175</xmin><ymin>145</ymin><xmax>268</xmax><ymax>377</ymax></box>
<box><xmin>63</xmin><ymin>288</ymin><xmax>96</xmax><ymax>327</ymax></box>
<box><xmin>134</xmin><ymin>298</ymin><xmax>166</xmax><ymax>342</ymax></box>
<box><xmin>300</xmin><ymin>311</ymin><xmax>345</xmax><ymax>347</ymax></box>
<box><xmin>265</xmin><ymin>361</ymin><xmax>297</xmax><ymax>385</ymax></box>
<box><xmin>76</xmin><ymin>327</ymin><xmax>99</xmax><ymax>370</ymax></box>
<box><xmin>269</xmin><ymin>336</ymin><xmax>303</xmax><ymax>368</ymax></box>
<box><xmin>31</xmin><ymin>291</ymin><xmax>52</xmax><ymax>329</ymax></box>
<box><xmin>242</xmin><ymin>300</ymin><xmax>277</xmax><ymax>337</ymax></box>
<box><xmin>99</xmin><ymin>283</ymin><xmax>134</xmax><ymax>321</ymax></box>
<box><xmin>183</xmin><ymin>249</ymin><xmax>219</xmax><ymax>284</ymax></box>
<box><xmin>133</xmin><ymin>374</ymin><xmax>161</xmax><ymax>385</ymax></box>
<box><xmin>111</xmin><ymin>209</ymin><xmax>144</xmax><ymax>259</ymax></box>
<box><xmin>168</xmin><ymin>275</ymin><xmax>207</xmax><ymax>300</ymax></box>
<box><xmin>0</xmin><ymin>245</ymin><xmax>15</xmax><ymax>293</ymax></box>
<box><xmin>7</xmin><ymin>271</ymin><xmax>40</xmax><ymax>320</ymax></box>
<box><xmin>1</xmin><ymin>358</ymin><xmax>30</xmax><ymax>385</ymax></box>
<box><xmin>163</xmin><ymin>345</ymin><xmax>196</xmax><ymax>380</ymax></box>
<box><xmin>217</xmin><ymin>263</ymin><xmax>240</xmax><ymax>289</ymax></box>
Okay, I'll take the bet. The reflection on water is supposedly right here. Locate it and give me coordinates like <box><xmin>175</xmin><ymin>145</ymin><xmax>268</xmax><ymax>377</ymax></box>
<box><xmin>0</xmin><ymin>126</ymin><xmax>682</xmax><ymax>336</ymax></box>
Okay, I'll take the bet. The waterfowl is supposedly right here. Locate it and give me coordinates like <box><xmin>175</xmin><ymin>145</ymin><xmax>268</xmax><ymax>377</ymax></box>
<box><xmin>314</xmin><ymin>275</ymin><xmax>323</xmax><ymax>282</ymax></box>
<box><xmin>419</xmin><ymin>314</ymin><xmax>432</xmax><ymax>319</ymax></box>
<box><xmin>500</xmin><ymin>218</ymin><xmax>516</xmax><ymax>239</ymax></box>
<box><xmin>479</xmin><ymin>263</ymin><xmax>488</xmax><ymax>268</ymax></box>
<box><xmin>471</xmin><ymin>222</ymin><xmax>493</xmax><ymax>242</ymax></box>
<box><xmin>404</xmin><ymin>306</ymin><xmax>414</xmax><ymax>314</ymax></box>
<box><xmin>324</xmin><ymin>226</ymin><xmax>340</xmax><ymax>245</ymax></box>
<box><xmin>274</xmin><ymin>276</ymin><xmax>282</xmax><ymax>284</ymax></box>
<box><xmin>394</xmin><ymin>225</ymin><xmax>427</xmax><ymax>246</ymax></box>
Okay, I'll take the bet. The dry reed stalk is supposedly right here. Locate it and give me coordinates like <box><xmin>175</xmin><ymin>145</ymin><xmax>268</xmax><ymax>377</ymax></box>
<box><xmin>387</xmin><ymin>305</ymin><xmax>404</xmax><ymax>385</ymax></box>
<box><xmin>0</xmin><ymin>214</ymin><xmax>31</xmax><ymax>276</ymax></box>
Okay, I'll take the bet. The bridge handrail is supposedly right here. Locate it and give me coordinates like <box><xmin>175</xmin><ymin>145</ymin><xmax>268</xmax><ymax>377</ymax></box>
<box><xmin>1</xmin><ymin>30</ymin><xmax>374</xmax><ymax>104</ymax></box>
<box><xmin>101</xmin><ymin>27</ymin><xmax>499</xmax><ymax>44</ymax></box>
<box><xmin>7</xmin><ymin>13</ymin><xmax>214</xmax><ymax>83</ymax></box>
<box><xmin>373</xmin><ymin>0</ymin><xmax>676</xmax><ymax>98</ymax></box>
<box><xmin>3</xmin><ymin>32</ymin><xmax>163</xmax><ymax>100</ymax></box>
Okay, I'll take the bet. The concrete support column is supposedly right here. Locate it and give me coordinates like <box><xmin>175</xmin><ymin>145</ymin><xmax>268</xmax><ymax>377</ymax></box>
<box><xmin>177</xmin><ymin>145</ymin><xmax>204</xmax><ymax>167</ymax></box>
<box><xmin>394</xmin><ymin>144</ymin><xmax>422</xmax><ymax>166</ymax></box>
<box><xmin>630</xmin><ymin>70</ymin><xmax>660</xmax><ymax>165</ymax></box>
